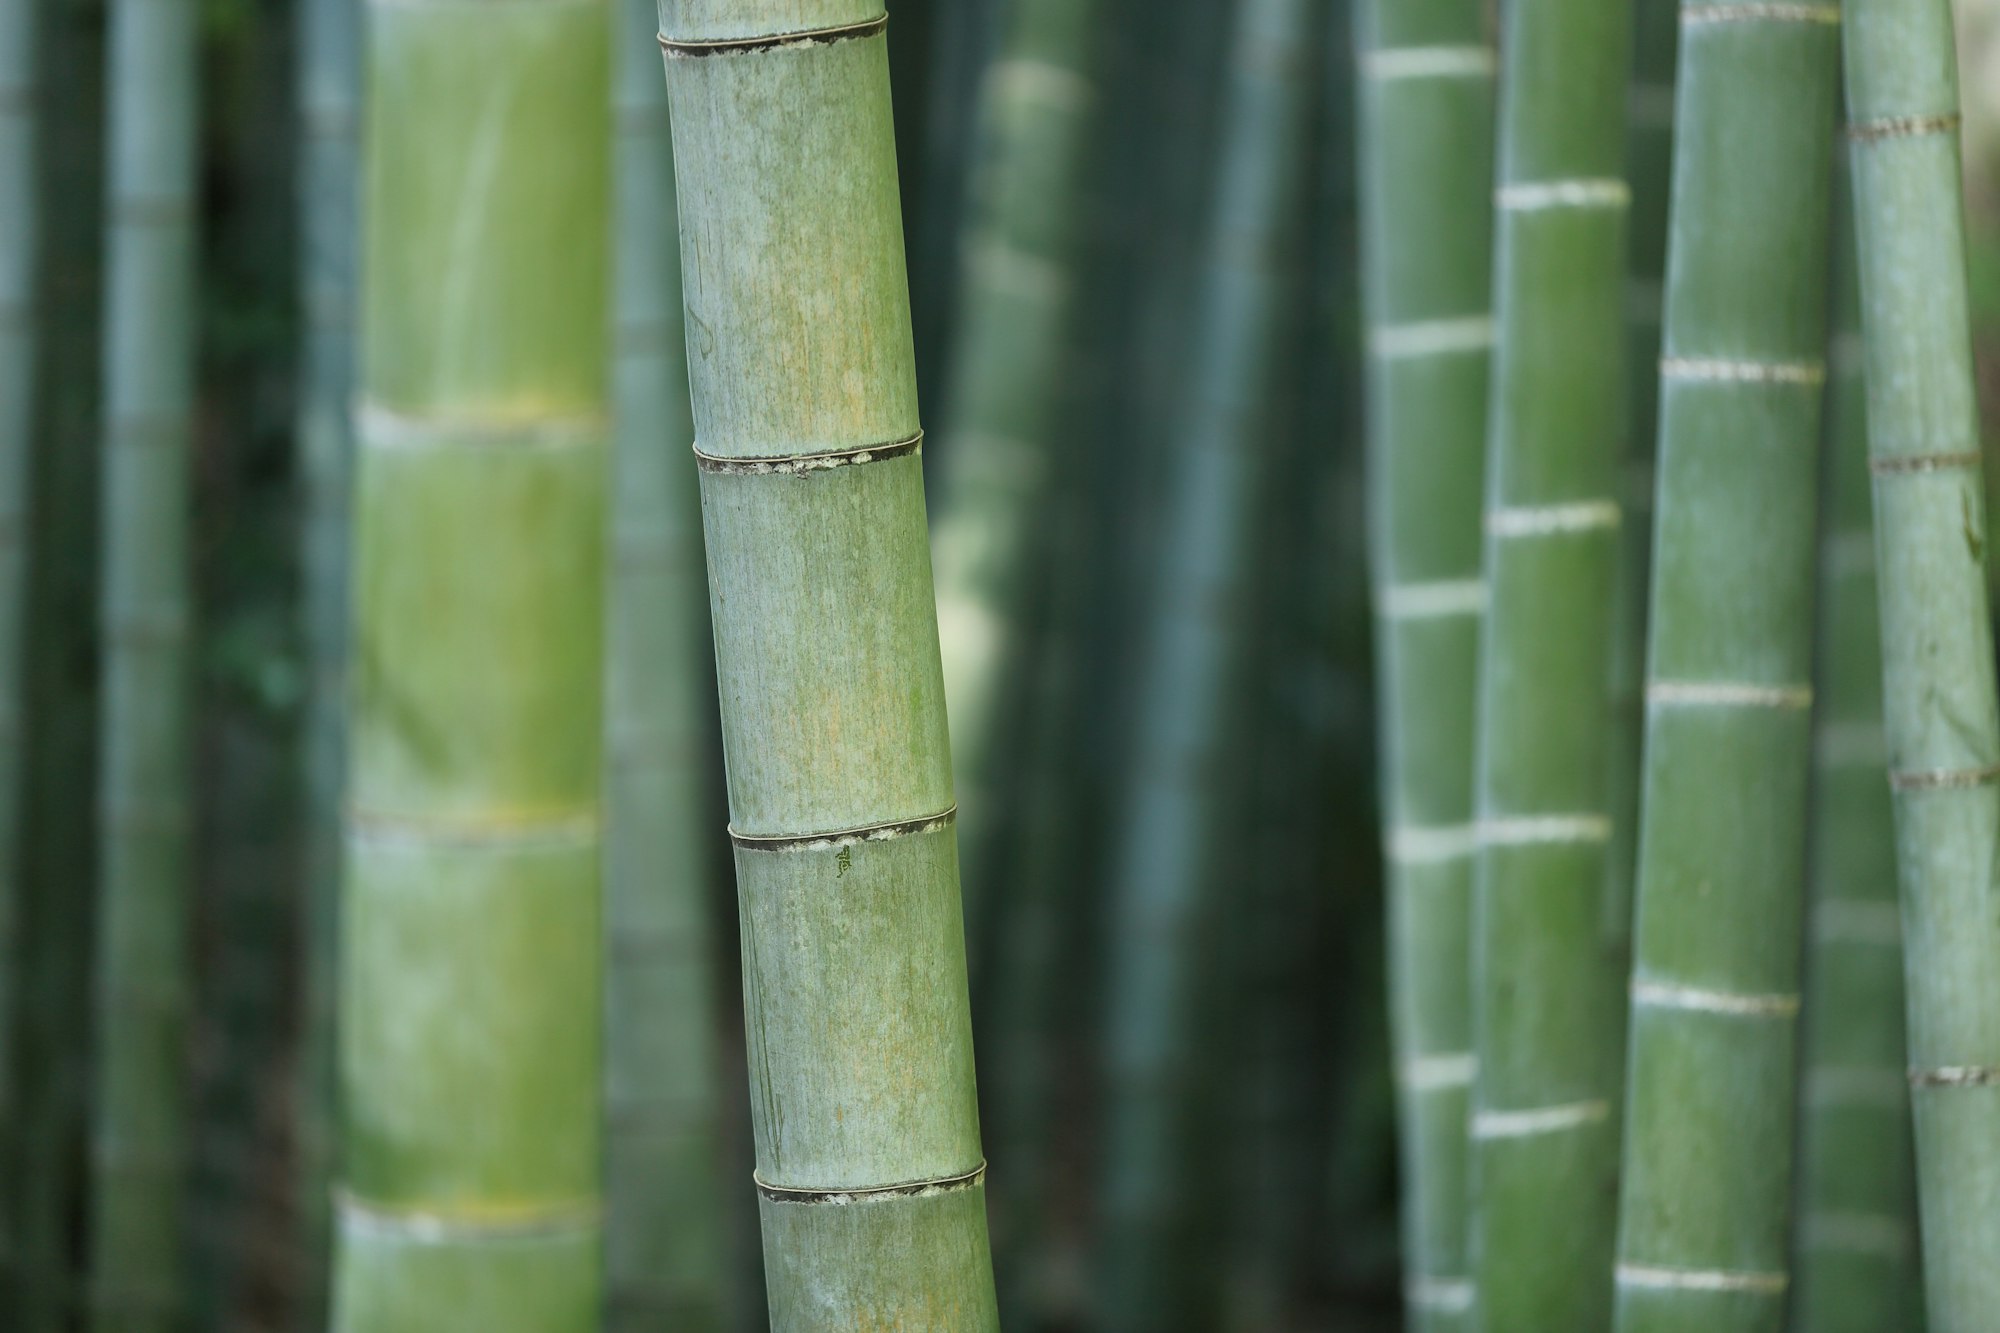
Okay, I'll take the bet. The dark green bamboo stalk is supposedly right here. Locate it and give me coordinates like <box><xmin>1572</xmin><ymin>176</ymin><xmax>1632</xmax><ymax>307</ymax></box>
<box><xmin>1844</xmin><ymin>3</ymin><xmax>2000</xmax><ymax>1327</ymax></box>
<box><xmin>89</xmin><ymin>0</ymin><xmax>200</xmax><ymax>1317</ymax></box>
<box><xmin>1612</xmin><ymin>6</ymin><xmax>1841</xmax><ymax>1329</ymax></box>
<box><xmin>1096</xmin><ymin>0</ymin><xmax>1316</xmax><ymax>1324</ymax></box>
<box><xmin>1790</xmin><ymin>158</ymin><xmax>1919</xmax><ymax>1333</ymax></box>
<box><xmin>658</xmin><ymin>5</ymin><xmax>998</xmax><ymax>1323</ymax></box>
<box><xmin>602</xmin><ymin>0</ymin><xmax>721</xmax><ymax>1322</ymax></box>
<box><xmin>333</xmin><ymin>0</ymin><xmax>611</xmax><ymax>1322</ymax></box>
<box><xmin>1470</xmin><ymin>0</ymin><xmax>1633</xmax><ymax>1327</ymax></box>
<box><xmin>1356</xmin><ymin>0</ymin><xmax>1495</xmax><ymax>1327</ymax></box>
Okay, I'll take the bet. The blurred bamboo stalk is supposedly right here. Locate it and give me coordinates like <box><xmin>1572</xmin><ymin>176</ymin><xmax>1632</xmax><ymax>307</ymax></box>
<box><xmin>601</xmin><ymin>0</ymin><xmax>722</xmax><ymax>1323</ymax></box>
<box><xmin>333</xmin><ymin>0</ymin><xmax>612</xmax><ymax>1320</ymax></box>
<box><xmin>658</xmin><ymin>3</ymin><xmax>999</xmax><ymax>1322</ymax></box>
<box><xmin>1469</xmin><ymin>0</ymin><xmax>1632</xmax><ymax>1325</ymax></box>
<box><xmin>1844</xmin><ymin>2</ymin><xmax>2000</xmax><ymax>1327</ymax></box>
<box><xmin>1790</xmin><ymin>159</ymin><xmax>1920</xmax><ymax>1333</ymax></box>
<box><xmin>1355</xmin><ymin>1</ymin><xmax>1495</xmax><ymax>1329</ymax></box>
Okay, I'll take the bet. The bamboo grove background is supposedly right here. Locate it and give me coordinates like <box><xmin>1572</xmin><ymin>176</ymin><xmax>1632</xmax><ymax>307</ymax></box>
<box><xmin>6</xmin><ymin>0</ymin><xmax>2000</xmax><ymax>1328</ymax></box>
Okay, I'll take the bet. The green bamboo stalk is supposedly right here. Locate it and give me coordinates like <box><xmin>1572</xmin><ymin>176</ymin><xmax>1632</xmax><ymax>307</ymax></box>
<box><xmin>1612</xmin><ymin>6</ymin><xmax>1841</xmax><ymax>1329</ymax></box>
<box><xmin>1469</xmin><ymin>0</ymin><xmax>1633</xmax><ymax>1326</ymax></box>
<box><xmin>88</xmin><ymin>0</ymin><xmax>201</xmax><ymax>1316</ymax></box>
<box><xmin>1095</xmin><ymin>0</ymin><xmax>1316</xmax><ymax>1324</ymax></box>
<box><xmin>1356</xmin><ymin>1</ymin><xmax>1495</xmax><ymax>1328</ymax></box>
<box><xmin>657</xmin><ymin>5</ymin><xmax>998</xmax><ymax>1324</ymax></box>
<box><xmin>332</xmin><ymin>0</ymin><xmax>611</xmax><ymax>1322</ymax></box>
<box><xmin>1789</xmin><ymin>157</ymin><xmax>1919</xmax><ymax>1333</ymax></box>
<box><xmin>602</xmin><ymin>0</ymin><xmax>721</xmax><ymax>1323</ymax></box>
<box><xmin>1843</xmin><ymin>3</ymin><xmax>2000</xmax><ymax>1327</ymax></box>
<box><xmin>293</xmin><ymin>0</ymin><xmax>359</xmax><ymax>1315</ymax></box>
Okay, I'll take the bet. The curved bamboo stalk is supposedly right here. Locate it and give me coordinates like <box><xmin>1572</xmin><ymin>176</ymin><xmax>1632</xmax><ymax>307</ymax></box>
<box><xmin>1612</xmin><ymin>6</ymin><xmax>1841</xmax><ymax>1329</ymax></box>
<box><xmin>602</xmin><ymin>0</ymin><xmax>721</xmax><ymax>1322</ymax></box>
<box><xmin>658</xmin><ymin>4</ymin><xmax>999</xmax><ymax>1323</ymax></box>
<box><xmin>1790</xmin><ymin>160</ymin><xmax>1919</xmax><ymax>1333</ymax></box>
<box><xmin>1843</xmin><ymin>2</ymin><xmax>2000</xmax><ymax>1326</ymax></box>
<box><xmin>88</xmin><ymin>0</ymin><xmax>200</xmax><ymax>1318</ymax></box>
<box><xmin>332</xmin><ymin>0</ymin><xmax>612</xmax><ymax>1322</ymax></box>
<box><xmin>1355</xmin><ymin>0</ymin><xmax>1495</xmax><ymax>1328</ymax></box>
<box><xmin>1469</xmin><ymin>0</ymin><xmax>1633</xmax><ymax>1326</ymax></box>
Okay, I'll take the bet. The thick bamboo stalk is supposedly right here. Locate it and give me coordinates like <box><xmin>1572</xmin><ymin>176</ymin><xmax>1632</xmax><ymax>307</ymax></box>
<box><xmin>1095</xmin><ymin>0</ymin><xmax>1316</xmax><ymax>1324</ymax></box>
<box><xmin>602</xmin><ymin>0</ymin><xmax>721</xmax><ymax>1323</ymax></box>
<box><xmin>332</xmin><ymin>0</ymin><xmax>611</xmax><ymax>1323</ymax></box>
<box><xmin>657</xmin><ymin>5</ymin><xmax>999</xmax><ymax>1324</ymax></box>
<box><xmin>1355</xmin><ymin>0</ymin><xmax>1495</xmax><ymax>1328</ymax></box>
<box><xmin>88</xmin><ymin>0</ymin><xmax>200</xmax><ymax>1317</ymax></box>
<box><xmin>1789</xmin><ymin>159</ymin><xmax>1919</xmax><ymax>1333</ymax></box>
<box><xmin>1843</xmin><ymin>3</ymin><xmax>2000</xmax><ymax>1326</ymax></box>
<box><xmin>1612</xmin><ymin>6</ymin><xmax>1841</xmax><ymax>1330</ymax></box>
<box><xmin>1469</xmin><ymin>0</ymin><xmax>1633</xmax><ymax>1326</ymax></box>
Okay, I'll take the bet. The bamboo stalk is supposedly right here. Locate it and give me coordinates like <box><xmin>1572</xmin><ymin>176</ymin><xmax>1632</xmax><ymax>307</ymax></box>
<box><xmin>1469</xmin><ymin>0</ymin><xmax>1633</xmax><ymax>1326</ymax></box>
<box><xmin>1355</xmin><ymin>0</ymin><xmax>1495</xmax><ymax>1327</ymax></box>
<box><xmin>332</xmin><ymin>0</ymin><xmax>612</xmax><ymax>1322</ymax></box>
<box><xmin>1612</xmin><ymin>5</ymin><xmax>1841</xmax><ymax>1329</ymax></box>
<box><xmin>602</xmin><ymin>0</ymin><xmax>722</xmax><ymax>1322</ymax></box>
<box><xmin>658</xmin><ymin>5</ymin><xmax>999</xmax><ymax>1323</ymax></box>
<box><xmin>1843</xmin><ymin>2</ymin><xmax>2000</xmax><ymax>1326</ymax></box>
<box><xmin>1789</xmin><ymin>157</ymin><xmax>1919</xmax><ymax>1333</ymax></box>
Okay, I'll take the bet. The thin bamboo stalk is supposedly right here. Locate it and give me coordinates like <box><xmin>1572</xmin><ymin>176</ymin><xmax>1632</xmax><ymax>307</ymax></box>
<box><xmin>602</xmin><ymin>0</ymin><xmax>721</xmax><ymax>1322</ymax></box>
<box><xmin>1469</xmin><ymin>0</ymin><xmax>1633</xmax><ymax>1326</ymax></box>
<box><xmin>1843</xmin><ymin>2</ymin><xmax>2000</xmax><ymax>1326</ymax></box>
<box><xmin>1789</xmin><ymin>158</ymin><xmax>1919</xmax><ymax>1333</ymax></box>
<box><xmin>1612</xmin><ymin>5</ymin><xmax>1841</xmax><ymax>1329</ymax></box>
<box><xmin>657</xmin><ymin>4</ymin><xmax>999</xmax><ymax>1323</ymax></box>
<box><xmin>332</xmin><ymin>0</ymin><xmax>611</xmax><ymax>1322</ymax></box>
<box><xmin>1095</xmin><ymin>0</ymin><xmax>1316</xmax><ymax>1323</ymax></box>
<box><xmin>88</xmin><ymin>0</ymin><xmax>201</xmax><ymax>1316</ymax></box>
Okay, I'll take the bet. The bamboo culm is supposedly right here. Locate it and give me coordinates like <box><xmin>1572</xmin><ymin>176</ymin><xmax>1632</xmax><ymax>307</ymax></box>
<box><xmin>1612</xmin><ymin>6</ymin><xmax>1841</xmax><ymax>1330</ymax></box>
<box><xmin>603</xmin><ymin>0</ymin><xmax>722</xmax><ymax>1322</ymax></box>
<box><xmin>1844</xmin><ymin>2</ymin><xmax>2000</xmax><ymax>1327</ymax></box>
<box><xmin>1355</xmin><ymin>0</ymin><xmax>1495</xmax><ymax>1328</ymax></box>
<box><xmin>658</xmin><ymin>4</ymin><xmax>999</xmax><ymax>1323</ymax></box>
<box><xmin>1789</xmin><ymin>158</ymin><xmax>1920</xmax><ymax>1333</ymax></box>
<box><xmin>89</xmin><ymin>0</ymin><xmax>200</xmax><ymax>1318</ymax></box>
<box><xmin>1470</xmin><ymin>0</ymin><xmax>1633</xmax><ymax>1326</ymax></box>
<box><xmin>332</xmin><ymin>0</ymin><xmax>611</xmax><ymax>1323</ymax></box>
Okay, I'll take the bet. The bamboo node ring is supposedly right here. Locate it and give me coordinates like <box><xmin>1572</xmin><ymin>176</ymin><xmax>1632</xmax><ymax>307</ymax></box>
<box><xmin>755</xmin><ymin>1160</ymin><xmax>986</xmax><ymax>1205</ymax></box>
<box><xmin>1867</xmin><ymin>450</ymin><xmax>1982</xmax><ymax>476</ymax></box>
<box><xmin>728</xmin><ymin>805</ymin><xmax>957</xmax><ymax>853</ymax></box>
<box><xmin>1909</xmin><ymin>1065</ymin><xmax>2000</xmax><ymax>1088</ymax></box>
<box><xmin>1681</xmin><ymin>4</ymin><xmax>1841</xmax><ymax>25</ymax></box>
<box><xmin>659</xmin><ymin>14</ymin><xmax>887</xmax><ymax>57</ymax></box>
<box><xmin>1848</xmin><ymin>113</ymin><xmax>1962</xmax><ymax>143</ymax></box>
<box><xmin>1887</xmin><ymin>762</ymin><xmax>2000</xmax><ymax>792</ymax></box>
<box><xmin>1615</xmin><ymin>1263</ymin><xmax>1789</xmax><ymax>1295</ymax></box>
<box><xmin>693</xmin><ymin>431</ymin><xmax>923</xmax><ymax>477</ymax></box>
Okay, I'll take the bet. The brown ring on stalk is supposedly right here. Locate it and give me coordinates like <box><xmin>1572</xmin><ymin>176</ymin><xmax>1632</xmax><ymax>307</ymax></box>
<box><xmin>659</xmin><ymin>14</ymin><xmax>887</xmax><ymax>58</ymax></box>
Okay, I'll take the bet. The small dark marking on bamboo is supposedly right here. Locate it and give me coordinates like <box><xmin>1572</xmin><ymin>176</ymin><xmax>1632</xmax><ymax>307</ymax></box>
<box><xmin>659</xmin><ymin>14</ymin><xmax>888</xmax><ymax>58</ymax></box>
<box><xmin>694</xmin><ymin>431</ymin><xmax>924</xmax><ymax>477</ymax></box>
<box><xmin>1848</xmin><ymin>113</ymin><xmax>1961</xmax><ymax>144</ymax></box>
<box><xmin>729</xmin><ymin>805</ymin><xmax>957</xmax><ymax>853</ymax></box>
<box><xmin>1909</xmin><ymin>1066</ymin><xmax>2000</xmax><ymax>1088</ymax></box>
<box><xmin>755</xmin><ymin>1160</ymin><xmax>986</xmax><ymax>1205</ymax></box>
<box><xmin>1888</xmin><ymin>763</ymin><xmax>2000</xmax><ymax>792</ymax></box>
<box><xmin>1868</xmin><ymin>450</ymin><xmax>1982</xmax><ymax>476</ymax></box>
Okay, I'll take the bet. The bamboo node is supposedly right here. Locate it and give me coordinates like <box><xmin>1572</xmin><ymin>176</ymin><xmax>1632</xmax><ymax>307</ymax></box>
<box><xmin>986</xmin><ymin>59</ymin><xmax>1096</xmax><ymax>113</ymax></box>
<box><xmin>1681</xmin><ymin>4</ymin><xmax>1841</xmax><ymax>26</ymax></box>
<box><xmin>1631</xmin><ymin>979</ymin><xmax>1801</xmax><ymax>1018</ymax></box>
<box><xmin>1495</xmin><ymin>178</ymin><xmax>1630</xmax><ymax>212</ymax></box>
<box><xmin>1848</xmin><ymin>113</ymin><xmax>1962</xmax><ymax>144</ymax></box>
<box><xmin>1615</xmin><ymin>1264</ymin><xmax>1789</xmax><ymax>1295</ymax></box>
<box><xmin>1660</xmin><ymin>356</ymin><xmax>1826</xmax><ymax>386</ymax></box>
<box><xmin>729</xmin><ymin>805</ymin><xmax>956</xmax><ymax>853</ymax></box>
<box><xmin>1909</xmin><ymin>1065</ymin><xmax>2000</xmax><ymax>1088</ymax></box>
<box><xmin>1646</xmin><ymin>680</ymin><xmax>1813</xmax><ymax>710</ymax></box>
<box><xmin>1405</xmin><ymin>1277</ymin><xmax>1475</xmax><ymax>1312</ymax></box>
<box><xmin>659</xmin><ymin>14</ymin><xmax>887</xmax><ymax>58</ymax></box>
<box><xmin>1361</xmin><ymin>46</ymin><xmax>1496</xmax><ymax>81</ymax></box>
<box><xmin>755</xmin><ymin>1160</ymin><xmax>986</xmax><ymax>1205</ymax></box>
<box><xmin>336</xmin><ymin>1190</ymin><xmax>601</xmax><ymax>1242</ymax></box>
<box><xmin>1471</xmin><ymin>1099</ymin><xmax>1610</xmax><ymax>1139</ymax></box>
<box><xmin>1888</xmin><ymin>762</ymin><xmax>2000</xmax><ymax>792</ymax></box>
<box><xmin>1486</xmin><ymin>500</ymin><xmax>1621</xmax><ymax>538</ymax></box>
<box><xmin>1478</xmin><ymin>814</ymin><xmax>1612</xmax><ymax>847</ymax></box>
<box><xmin>1387</xmin><ymin>823</ymin><xmax>1480</xmax><ymax>864</ymax></box>
<box><xmin>1867</xmin><ymin>450</ymin><xmax>1982</xmax><ymax>477</ymax></box>
<box><xmin>1369</xmin><ymin>315</ymin><xmax>1494</xmax><ymax>360</ymax></box>
<box><xmin>1377</xmin><ymin>579</ymin><xmax>1486</xmax><ymax>621</ymax></box>
<box><xmin>693</xmin><ymin>431</ymin><xmax>923</xmax><ymax>477</ymax></box>
<box><xmin>1399</xmin><ymin>1052</ymin><xmax>1476</xmax><ymax>1091</ymax></box>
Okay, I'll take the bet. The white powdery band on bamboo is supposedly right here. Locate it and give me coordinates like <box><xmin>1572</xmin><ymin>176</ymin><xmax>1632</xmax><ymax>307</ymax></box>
<box><xmin>1647</xmin><ymin>681</ymin><xmax>1814</xmax><ymax>710</ymax></box>
<box><xmin>1909</xmin><ymin>1065</ymin><xmax>2000</xmax><ymax>1088</ymax></box>
<box><xmin>1660</xmin><ymin>356</ymin><xmax>1826</xmax><ymax>386</ymax></box>
<box><xmin>1616</xmin><ymin>1264</ymin><xmax>1789</xmax><ymax>1296</ymax></box>
<box><xmin>344</xmin><ymin>807</ymin><xmax>601</xmax><ymax>851</ymax></box>
<box><xmin>356</xmin><ymin>399</ymin><xmax>606</xmax><ymax>451</ymax></box>
<box><xmin>987</xmin><ymin>58</ymin><xmax>1095</xmax><ymax>114</ymax></box>
<box><xmin>1379</xmin><ymin>579</ymin><xmax>1486</xmax><ymax>620</ymax></box>
<box><xmin>337</xmin><ymin>1191</ymin><xmax>600</xmax><ymax>1242</ymax></box>
<box><xmin>1496</xmin><ymin>178</ymin><xmax>1630</xmax><ymax>212</ymax></box>
<box><xmin>1389</xmin><ymin>822</ymin><xmax>1481</xmax><ymax>864</ymax></box>
<box><xmin>1631</xmin><ymin>979</ymin><xmax>1801</xmax><ymax>1019</ymax></box>
<box><xmin>1363</xmin><ymin>45</ymin><xmax>1495</xmax><ymax>80</ymax></box>
<box><xmin>1400</xmin><ymin>1052</ymin><xmax>1477</xmax><ymax>1092</ymax></box>
<box><xmin>1682</xmin><ymin>3</ymin><xmax>1840</xmax><ymax>24</ymax></box>
<box><xmin>1487</xmin><ymin>499</ymin><xmax>1621</xmax><ymax>538</ymax></box>
<box><xmin>1406</xmin><ymin>1277</ymin><xmax>1476</xmax><ymax>1313</ymax></box>
<box><xmin>1472</xmin><ymin>1098</ymin><xmax>1610</xmax><ymax>1140</ymax></box>
<box><xmin>1370</xmin><ymin>314</ymin><xmax>1495</xmax><ymax>359</ymax></box>
<box><xmin>1479</xmin><ymin>814</ymin><xmax>1612</xmax><ymax>847</ymax></box>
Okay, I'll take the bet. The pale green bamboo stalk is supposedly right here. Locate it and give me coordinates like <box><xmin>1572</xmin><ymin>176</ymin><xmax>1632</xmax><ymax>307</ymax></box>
<box><xmin>88</xmin><ymin>0</ymin><xmax>200</xmax><ymax>1318</ymax></box>
<box><xmin>1790</xmin><ymin>157</ymin><xmax>1919</xmax><ymax>1333</ymax></box>
<box><xmin>1470</xmin><ymin>0</ymin><xmax>1633</xmax><ymax>1326</ymax></box>
<box><xmin>1096</xmin><ymin>0</ymin><xmax>1316</xmax><ymax>1324</ymax></box>
<box><xmin>1612</xmin><ymin>6</ymin><xmax>1841</xmax><ymax>1329</ymax></box>
<box><xmin>657</xmin><ymin>5</ymin><xmax>998</xmax><ymax>1323</ymax></box>
<box><xmin>1355</xmin><ymin>0</ymin><xmax>1495</xmax><ymax>1328</ymax></box>
<box><xmin>332</xmin><ymin>0</ymin><xmax>611</xmax><ymax>1322</ymax></box>
<box><xmin>1843</xmin><ymin>3</ymin><xmax>2000</xmax><ymax>1327</ymax></box>
<box><xmin>602</xmin><ymin>0</ymin><xmax>721</xmax><ymax>1323</ymax></box>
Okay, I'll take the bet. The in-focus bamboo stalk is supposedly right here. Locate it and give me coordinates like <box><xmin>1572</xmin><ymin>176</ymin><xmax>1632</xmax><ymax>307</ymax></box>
<box><xmin>658</xmin><ymin>4</ymin><xmax>999</xmax><ymax>1323</ymax></box>
<box><xmin>88</xmin><ymin>0</ymin><xmax>200</xmax><ymax>1317</ymax></box>
<box><xmin>602</xmin><ymin>0</ymin><xmax>721</xmax><ymax>1322</ymax></box>
<box><xmin>1612</xmin><ymin>5</ymin><xmax>1841</xmax><ymax>1328</ymax></box>
<box><xmin>1355</xmin><ymin>0</ymin><xmax>1495</xmax><ymax>1327</ymax></box>
<box><xmin>332</xmin><ymin>0</ymin><xmax>611</xmax><ymax>1322</ymax></box>
<box><xmin>1790</xmin><ymin>157</ymin><xmax>1920</xmax><ymax>1333</ymax></box>
<box><xmin>1469</xmin><ymin>0</ymin><xmax>1633</xmax><ymax>1326</ymax></box>
<box><xmin>1843</xmin><ymin>2</ymin><xmax>2000</xmax><ymax>1326</ymax></box>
